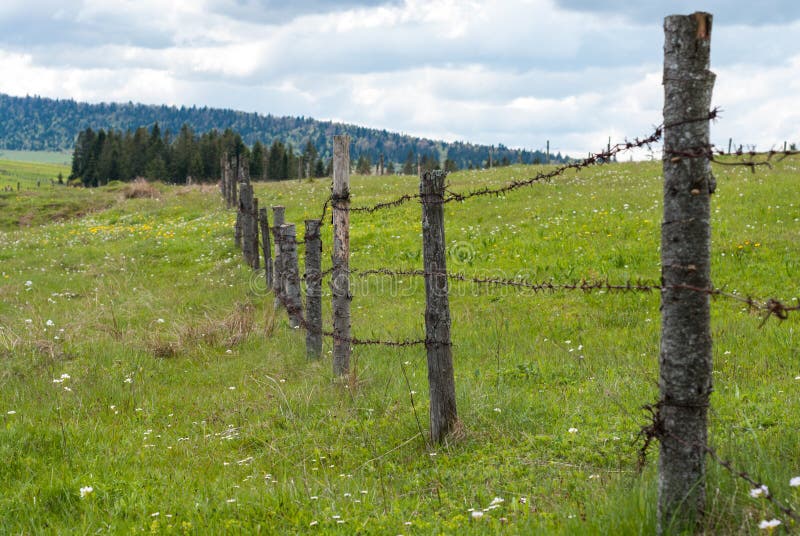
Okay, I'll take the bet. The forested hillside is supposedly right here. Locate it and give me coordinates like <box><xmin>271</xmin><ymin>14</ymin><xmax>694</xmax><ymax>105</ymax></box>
<box><xmin>0</xmin><ymin>93</ymin><xmax>564</xmax><ymax>169</ymax></box>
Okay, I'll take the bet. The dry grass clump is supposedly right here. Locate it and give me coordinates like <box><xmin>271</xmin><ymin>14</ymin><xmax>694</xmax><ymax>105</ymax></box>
<box><xmin>122</xmin><ymin>178</ymin><xmax>161</xmax><ymax>200</ymax></box>
<box><xmin>146</xmin><ymin>303</ymin><xmax>256</xmax><ymax>358</ymax></box>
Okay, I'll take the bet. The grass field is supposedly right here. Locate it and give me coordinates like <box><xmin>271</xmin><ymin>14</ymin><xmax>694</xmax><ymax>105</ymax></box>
<box><xmin>0</xmin><ymin>150</ymin><xmax>72</xmax><ymax>166</ymax></box>
<box><xmin>1</xmin><ymin>156</ymin><xmax>799</xmax><ymax>534</ymax></box>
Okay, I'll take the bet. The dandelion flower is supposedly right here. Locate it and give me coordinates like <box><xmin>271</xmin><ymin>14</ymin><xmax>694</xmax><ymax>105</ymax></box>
<box><xmin>759</xmin><ymin>519</ymin><xmax>781</xmax><ymax>530</ymax></box>
<box><xmin>790</xmin><ymin>477</ymin><xmax>800</xmax><ymax>487</ymax></box>
<box><xmin>79</xmin><ymin>486</ymin><xmax>93</xmax><ymax>498</ymax></box>
<box><xmin>750</xmin><ymin>485</ymin><xmax>769</xmax><ymax>498</ymax></box>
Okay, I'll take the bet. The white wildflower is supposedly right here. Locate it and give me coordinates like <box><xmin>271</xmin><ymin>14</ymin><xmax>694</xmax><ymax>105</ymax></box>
<box><xmin>568</xmin><ymin>427</ymin><xmax>578</xmax><ymax>434</ymax></box>
<box><xmin>759</xmin><ymin>519</ymin><xmax>781</xmax><ymax>529</ymax></box>
<box><xmin>471</xmin><ymin>511</ymin><xmax>484</xmax><ymax>519</ymax></box>
<box><xmin>790</xmin><ymin>477</ymin><xmax>800</xmax><ymax>487</ymax></box>
<box><xmin>750</xmin><ymin>485</ymin><xmax>769</xmax><ymax>498</ymax></box>
<box><xmin>79</xmin><ymin>486</ymin><xmax>93</xmax><ymax>498</ymax></box>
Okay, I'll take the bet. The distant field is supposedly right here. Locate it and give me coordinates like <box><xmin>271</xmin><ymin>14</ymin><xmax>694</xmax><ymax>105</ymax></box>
<box><xmin>0</xmin><ymin>149</ymin><xmax>72</xmax><ymax>166</ymax></box>
<box><xmin>0</xmin><ymin>158</ymin><xmax>106</xmax><ymax>229</ymax></box>
<box><xmin>1</xmin><ymin>160</ymin><xmax>799</xmax><ymax>533</ymax></box>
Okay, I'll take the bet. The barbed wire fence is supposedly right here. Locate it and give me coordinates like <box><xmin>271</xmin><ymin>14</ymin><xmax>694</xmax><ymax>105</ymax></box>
<box><xmin>219</xmin><ymin>12</ymin><xmax>800</xmax><ymax>530</ymax></box>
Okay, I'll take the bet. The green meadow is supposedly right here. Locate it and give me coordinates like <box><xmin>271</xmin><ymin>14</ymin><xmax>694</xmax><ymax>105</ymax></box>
<box><xmin>1</xmin><ymin>155</ymin><xmax>799</xmax><ymax>534</ymax></box>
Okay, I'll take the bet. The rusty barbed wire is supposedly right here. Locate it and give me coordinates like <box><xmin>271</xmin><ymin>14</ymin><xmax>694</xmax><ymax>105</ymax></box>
<box><xmin>345</xmin><ymin>267</ymin><xmax>800</xmax><ymax>325</ymax></box>
<box><xmin>303</xmin><ymin>109</ymin><xmax>719</xmax><ymax>216</ymax></box>
<box><xmin>666</xmin><ymin>144</ymin><xmax>800</xmax><ymax>173</ymax></box>
<box><xmin>273</xmin><ymin>284</ymin><xmax>439</xmax><ymax>348</ymax></box>
<box><xmin>638</xmin><ymin>401</ymin><xmax>800</xmax><ymax>524</ymax></box>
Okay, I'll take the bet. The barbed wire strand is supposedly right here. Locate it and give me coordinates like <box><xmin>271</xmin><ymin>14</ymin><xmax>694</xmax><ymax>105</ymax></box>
<box><xmin>345</xmin><ymin>267</ymin><xmax>800</xmax><ymax>325</ymax></box>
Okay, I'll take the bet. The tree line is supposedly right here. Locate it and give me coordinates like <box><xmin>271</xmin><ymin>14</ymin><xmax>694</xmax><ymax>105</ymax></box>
<box><xmin>69</xmin><ymin>124</ymin><xmax>331</xmax><ymax>186</ymax></box>
<box><xmin>4</xmin><ymin>93</ymin><xmax>567</xmax><ymax>171</ymax></box>
<box><xmin>69</xmin><ymin>121</ymin><xmax>565</xmax><ymax>186</ymax></box>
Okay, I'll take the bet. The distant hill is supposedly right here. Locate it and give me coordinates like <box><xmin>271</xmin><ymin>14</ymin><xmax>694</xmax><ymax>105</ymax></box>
<box><xmin>0</xmin><ymin>93</ymin><xmax>564</xmax><ymax>169</ymax></box>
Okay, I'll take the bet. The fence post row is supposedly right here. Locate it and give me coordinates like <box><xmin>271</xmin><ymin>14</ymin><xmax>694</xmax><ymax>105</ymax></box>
<box><xmin>658</xmin><ymin>12</ymin><xmax>715</xmax><ymax>534</ymax></box>
<box><xmin>271</xmin><ymin>205</ymin><xmax>286</xmax><ymax>309</ymax></box>
<box><xmin>420</xmin><ymin>170</ymin><xmax>458</xmax><ymax>444</ymax></box>
<box><xmin>259</xmin><ymin>208</ymin><xmax>274</xmax><ymax>288</ymax></box>
<box><xmin>278</xmin><ymin>224</ymin><xmax>303</xmax><ymax>329</ymax></box>
<box><xmin>331</xmin><ymin>135</ymin><xmax>352</xmax><ymax>377</ymax></box>
<box><xmin>304</xmin><ymin>219</ymin><xmax>323</xmax><ymax>360</ymax></box>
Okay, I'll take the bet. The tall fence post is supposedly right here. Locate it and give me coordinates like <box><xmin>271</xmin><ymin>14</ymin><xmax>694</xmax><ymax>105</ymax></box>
<box><xmin>305</xmin><ymin>219</ymin><xmax>323</xmax><ymax>360</ymax></box>
<box><xmin>259</xmin><ymin>208</ymin><xmax>274</xmax><ymax>289</ymax></box>
<box><xmin>272</xmin><ymin>206</ymin><xmax>286</xmax><ymax>309</ymax></box>
<box><xmin>278</xmin><ymin>224</ymin><xmax>303</xmax><ymax>328</ymax></box>
<box><xmin>331</xmin><ymin>135</ymin><xmax>352</xmax><ymax>377</ymax></box>
<box><xmin>658</xmin><ymin>12</ymin><xmax>715</xmax><ymax>534</ymax></box>
<box><xmin>234</xmin><ymin>180</ymin><xmax>243</xmax><ymax>250</ymax></box>
<box><xmin>420</xmin><ymin>170</ymin><xmax>457</xmax><ymax>444</ymax></box>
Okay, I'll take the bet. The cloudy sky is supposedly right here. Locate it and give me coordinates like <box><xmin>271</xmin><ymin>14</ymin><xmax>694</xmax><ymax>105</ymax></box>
<box><xmin>1</xmin><ymin>0</ymin><xmax>798</xmax><ymax>157</ymax></box>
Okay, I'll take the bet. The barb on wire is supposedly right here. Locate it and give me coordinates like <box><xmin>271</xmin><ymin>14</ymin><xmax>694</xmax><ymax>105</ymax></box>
<box><xmin>638</xmin><ymin>401</ymin><xmax>800</xmax><ymax>524</ymax></box>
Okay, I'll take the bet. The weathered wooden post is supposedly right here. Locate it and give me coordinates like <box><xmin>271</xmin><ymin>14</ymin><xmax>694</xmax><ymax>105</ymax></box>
<box><xmin>304</xmin><ymin>219</ymin><xmax>323</xmax><ymax>359</ymax></box>
<box><xmin>272</xmin><ymin>206</ymin><xmax>286</xmax><ymax>309</ymax></box>
<box><xmin>259</xmin><ymin>207</ymin><xmax>274</xmax><ymax>288</ymax></box>
<box><xmin>278</xmin><ymin>224</ymin><xmax>303</xmax><ymax>328</ymax></box>
<box><xmin>239</xmin><ymin>182</ymin><xmax>255</xmax><ymax>267</ymax></box>
<box><xmin>420</xmin><ymin>170</ymin><xmax>457</xmax><ymax>443</ymax></box>
<box><xmin>251</xmin><ymin>197</ymin><xmax>260</xmax><ymax>270</ymax></box>
<box><xmin>658</xmin><ymin>12</ymin><xmax>715</xmax><ymax>534</ymax></box>
<box><xmin>234</xmin><ymin>180</ymin><xmax>243</xmax><ymax>250</ymax></box>
<box><xmin>331</xmin><ymin>135</ymin><xmax>352</xmax><ymax>377</ymax></box>
<box><xmin>220</xmin><ymin>154</ymin><xmax>228</xmax><ymax>203</ymax></box>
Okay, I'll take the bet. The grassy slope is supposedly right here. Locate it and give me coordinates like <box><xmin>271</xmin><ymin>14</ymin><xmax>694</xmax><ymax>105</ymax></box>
<box><xmin>0</xmin><ymin>159</ymin><xmax>799</xmax><ymax>534</ymax></box>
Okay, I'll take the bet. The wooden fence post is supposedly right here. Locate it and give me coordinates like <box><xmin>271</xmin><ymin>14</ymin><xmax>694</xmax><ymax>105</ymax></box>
<box><xmin>420</xmin><ymin>170</ymin><xmax>457</xmax><ymax>444</ymax></box>
<box><xmin>331</xmin><ymin>135</ymin><xmax>352</xmax><ymax>377</ymax></box>
<box><xmin>252</xmin><ymin>197</ymin><xmax>260</xmax><ymax>270</ymax></box>
<box><xmin>259</xmin><ymin>207</ymin><xmax>273</xmax><ymax>288</ymax></box>
<box><xmin>278</xmin><ymin>224</ymin><xmax>303</xmax><ymax>328</ymax></box>
<box><xmin>240</xmin><ymin>183</ymin><xmax>255</xmax><ymax>268</ymax></box>
<box><xmin>304</xmin><ymin>219</ymin><xmax>323</xmax><ymax>360</ymax></box>
<box><xmin>272</xmin><ymin>206</ymin><xmax>286</xmax><ymax>308</ymax></box>
<box><xmin>234</xmin><ymin>180</ymin><xmax>243</xmax><ymax>250</ymax></box>
<box><xmin>658</xmin><ymin>12</ymin><xmax>715</xmax><ymax>534</ymax></box>
<box><xmin>220</xmin><ymin>153</ymin><xmax>227</xmax><ymax>203</ymax></box>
